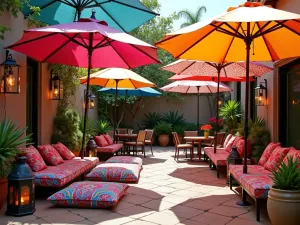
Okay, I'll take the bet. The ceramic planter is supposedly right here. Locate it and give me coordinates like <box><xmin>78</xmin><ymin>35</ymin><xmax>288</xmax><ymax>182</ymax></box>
<box><xmin>158</xmin><ymin>134</ymin><xmax>169</xmax><ymax>147</ymax></box>
<box><xmin>0</xmin><ymin>178</ymin><xmax>8</xmax><ymax>209</ymax></box>
<box><xmin>267</xmin><ymin>187</ymin><xmax>300</xmax><ymax>225</ymax></box>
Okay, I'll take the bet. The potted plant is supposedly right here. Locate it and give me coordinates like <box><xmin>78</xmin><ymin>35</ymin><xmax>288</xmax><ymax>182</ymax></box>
<box><xmin>154</xmin><ymin>122</ymin><xmax>172</xmax><ymax>147</ymax></box>
<box><xmin>219</xmin><ymin>100</ymin><xmax>242</xmax><ymax>134</ymax></box>
<box><xmin>201</xmin><ymin>124</ymin><xmax>212</xmax><ymax>138</ymax></box>
<box><xmin>267</xmin><ymin>157</ymin><xmax>300</xmax><ymax>225</ymax></box>
<box><xmin>0</xmin><ymin>119</ymin><xmax>32</xmax><ymax>209</ymax></box>
<box><xmin>173</xmin><ymin>125</ymin><xmax>184</xmax><ymax>145</ymax></box>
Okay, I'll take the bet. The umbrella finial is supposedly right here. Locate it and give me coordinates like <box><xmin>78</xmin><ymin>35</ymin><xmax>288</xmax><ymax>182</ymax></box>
<box><xmin>91</xmin><ymin>9</ymin><xmax>96</xmax><ymax>19</ymax></box>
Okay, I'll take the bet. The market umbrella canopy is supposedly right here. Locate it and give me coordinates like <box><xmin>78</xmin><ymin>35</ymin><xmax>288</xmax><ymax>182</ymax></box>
<box><xmin>99</xmin><ymin>87</ymin><xmax>161</xmax><ymax>97</ymax></box>
<box><xmin>22</xmin><ymin>0</ymin><xmax>158</xmax><ymax>32</ymax></box>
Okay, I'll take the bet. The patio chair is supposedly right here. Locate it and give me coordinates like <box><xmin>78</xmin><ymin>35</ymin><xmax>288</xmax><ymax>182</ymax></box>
<box><xmin>172</xmin><ymin>132</ymin><xmax>193</xmax><ymax>161</ymax></box>
<box><xmin>145</xmin><ymin>129</ymin><xmax>154</xmax><ymax>156</ymax></box>
<box><xmin>124</xmin><ymin>130</ymin><xmax>147</xmax><ymax>158</ymax></box>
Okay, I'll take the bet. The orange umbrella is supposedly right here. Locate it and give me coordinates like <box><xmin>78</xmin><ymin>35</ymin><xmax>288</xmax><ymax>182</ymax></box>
<box><xmin>156</xmin><ymin>2</ymin><xmax>300</xmax><ymax>178</ymax></box>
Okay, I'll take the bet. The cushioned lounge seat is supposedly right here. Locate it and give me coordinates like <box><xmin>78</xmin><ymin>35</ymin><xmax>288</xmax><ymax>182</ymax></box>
<box><xmin>96</xmin><ymin>143</ymin><xmax>123</xmax><ymax>154</ymax></box>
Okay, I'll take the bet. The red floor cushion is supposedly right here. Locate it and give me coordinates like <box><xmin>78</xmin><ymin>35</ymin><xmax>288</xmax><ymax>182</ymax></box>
<box><xmin>104</xmin><ymin>134</ymin><xmax>114</xmax><ymax>145</ymax></box>
<box><xmin>24</xmin><ymin>145</ymin><xmax>47</xmax><ymax>172</ymax></box>
<box><xmin>85</xmin><ymin>163</ymin><xmax>141</xmax><ymax>183</ymax></box>
<box><xmin>96</xmin><ymin>144</ymin><xmax>123</xmax><ymax>153</ymax></box>
<box><xmin>106</xmin><ymin>156</ymin><xmax>143</xmax><ymax>167</ymax></box>
<box><xmin>47</xmin><ymin>181</ymin><xmax>128</xmax><ymax>208</ymax></box>
<box><xmin>264</xmin><ymin>146</ymin><xmax>290</xmax><ymax>171</ymax></box>
<box><xmin>283</xmin><ymin>147</ymin><xmax>300</xmax><ymax>167</ymax></box>
<box><xmin>52</xmin><ymin>142</ymin><xmax>75</xmax><ymax>160</ymax></box>
<box><xmin>37</xmin><ymin>144</ymin><xmax>64</xmax><ymax>166</ymax></box>
<box><xmin>258</xmin><ymin>142</ymin><xmax>281</xmax><ymax>166</ymax></box>
<box><xmin>94</xmin><ymin>135</ymin><xmax>109</xmax><ymax>147</ymax></box>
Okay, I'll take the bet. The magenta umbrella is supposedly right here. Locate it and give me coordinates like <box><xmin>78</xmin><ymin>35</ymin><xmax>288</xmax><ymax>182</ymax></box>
<box><xmin>7</xmin><ymin>18</ymin><xmax>160</xmax><ymax>158</ymax></box>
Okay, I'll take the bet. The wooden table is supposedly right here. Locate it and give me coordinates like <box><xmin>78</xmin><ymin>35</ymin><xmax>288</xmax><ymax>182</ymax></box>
<box><xmin>184</xmin><ymin>136</ymin><xmax>214</xmax><ymax>160</ymax></box>
<box><xmin>115</xmin><ymin>134</ymin><xmax>137</xmax><ymax>142</ymax></box>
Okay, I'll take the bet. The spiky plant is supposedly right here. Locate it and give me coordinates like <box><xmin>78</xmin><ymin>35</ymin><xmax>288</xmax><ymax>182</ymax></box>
<box><xmin>0</xmin><ymin>119</ymin><xmax>32</xmax><ymax>178</ymax></box>
<box><xmin>272</xmin><ymin>157</ymin><xmax>300</xmax><ymax>190</ymax></box>
<box><xmin>219</xmin><ymin>100</ymin><xmax>242</xmax><ymax>134</ymax></box>
<box><xmin>95</xmin><ymin>119</ymin><xmax>113</xmax><ymax>135</ymax></box>
<box><xmin>142</xmin><ymin>112</ymin><xmax>162</xmax><ymax>129</ymax></box>
<box><xmin>162</xmin><ymin>110</ymin><xmax>185</xmax><ymax>127</ymax></box>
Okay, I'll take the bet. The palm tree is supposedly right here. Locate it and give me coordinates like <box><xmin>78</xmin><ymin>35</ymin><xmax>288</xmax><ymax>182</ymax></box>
<box><xmin>179</xmin><ymin>6</ymin><xmax>207</xmax><ymax>28</ymax></box>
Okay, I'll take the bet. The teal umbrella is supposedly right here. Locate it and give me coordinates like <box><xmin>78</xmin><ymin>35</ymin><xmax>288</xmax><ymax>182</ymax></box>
<box><xmin>99</xmin><ymin>87</ymin><xmax>161</xmax><ymax>97</ymax></box>
<box><xmin>22</xmin><ymin>0</ymin><xmax>158</xmax><ymax>32</ymax></box>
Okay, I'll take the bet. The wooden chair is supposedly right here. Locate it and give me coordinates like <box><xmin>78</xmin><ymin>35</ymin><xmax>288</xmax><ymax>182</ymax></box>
<box><xmin>124</xmin><ymin>130</ymin><xmax>147</xmax><ymax>158</ymax></box>
<box><xmin>145</xmin><ymin>129</ymin><xmax>154</xmax><ymax>156</ymax></box>
<box><xmin>116</xmin><ymin>128</ymin><xmax>128</xmax><ymax>143</ymax></box>
<box><xmin>172</xmin><ymin>132</ymin><xmax>193</xmax><ymax>161</ymax></box>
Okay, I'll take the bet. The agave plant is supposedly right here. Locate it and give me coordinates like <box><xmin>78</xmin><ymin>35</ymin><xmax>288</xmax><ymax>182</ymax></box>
<box><xmin>219</xmin><ymin>100</ymin><xmax>242</xmax><ymax>134</ymax></box>
<box><xmin>79</xmin><ymin>117</ymin><xmax>96</xmax><ymax>137</ymax></box>
<box><xmin>0</xmin><ymin>119</ymin><xmax>32</xmax><ymax>178</ymax></box>
<box><xmin>142</xmin><ymin>112</ymin><xmax>163</xmax><ymax>129</ymax></box>
<box><xmin>95</xmin><ymin>119</ymin><xmax>113</xmax><ymax>135</ymax></box>
<box><xmin>162</xmin><ymin>110</ymin><xmax>185</xmax><ymax>127</ymax></box>
<box><xmin>272</xmin><ymin>157</ymin><xmax>300</xmax><ymax>190</ymax></box>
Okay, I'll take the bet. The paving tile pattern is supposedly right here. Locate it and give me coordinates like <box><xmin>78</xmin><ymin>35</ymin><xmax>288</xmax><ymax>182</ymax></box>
<box><xmin>0</xmin><ymin>147</ymin><xmax>272</xmax><ymax>225</ymax></box>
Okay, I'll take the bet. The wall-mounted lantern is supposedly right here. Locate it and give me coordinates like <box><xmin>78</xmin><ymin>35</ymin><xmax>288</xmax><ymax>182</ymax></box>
<box><xmin>50</xmin><ymin>70</ymin><xmax>63</xmax><ymax>100</ymax></box>
<box><xmin>0</xmin><ymin>50</ymin><xmax>20</xmax><ymax>94</ymax></box>
<box><xmin>84</xmin><ymin>90</ymin><xmax>96</xmax><ymax>109</ymax></box>
<box><xmin>255</xmin><ymin>79</ymin><xmax>267</xmax><ymax>106</ymax></box>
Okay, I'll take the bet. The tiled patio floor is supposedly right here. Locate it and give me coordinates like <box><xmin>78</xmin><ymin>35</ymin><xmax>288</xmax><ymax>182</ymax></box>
<box><xmin>0</xmin><ymin>147</ymin><xmax>272</xmax><ymax>225</ymax></box>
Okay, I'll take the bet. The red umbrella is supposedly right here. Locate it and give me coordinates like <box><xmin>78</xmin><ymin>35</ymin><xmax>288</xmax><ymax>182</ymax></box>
<box><xmin>7</xmin><ymin>18</ymin><xmax>160</xmax><ymax>158</ymax></box>
<box><xmin>162</xmin><ymin>59</ymin><xmax>272</xmax><ymax>153</ymax></box>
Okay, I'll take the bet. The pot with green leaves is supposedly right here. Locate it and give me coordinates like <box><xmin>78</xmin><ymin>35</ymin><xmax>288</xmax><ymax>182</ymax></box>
<box><xmin>0</xmin><ymin>119</ymin><xmax>32</xmax><ymax>209</ymax></box>
<box><xmin>154</xmin><ymin>122</ymin><xmax>172</xmax><ymax>147</ymax></box>
<box><xmin>267</xmin><ymin>157</ymin><xmax>300</xmax><ymax>225</ymax></box>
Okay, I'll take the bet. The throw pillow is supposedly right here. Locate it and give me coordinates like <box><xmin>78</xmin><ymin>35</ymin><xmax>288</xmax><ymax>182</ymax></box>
<box><xmin>223</xmin><ymin>134</ymin><xmax>232</xmax><ymax>147</ymax></box>
<box><xmin>225</xmin><ymin>136</ymin><xmax>237</xmax><ymax>152</ymax></box>
<box><xmin>94</xmin><ymin>135</ymin><xmax>109</xmax><ymax>147</ymax></box>
<box><xmin>52</xmin><ymin>142</ymin><xmax>75</xmax><ymax>160</ymax></box>
<box><xmin>258</xmin><ymin>142</ymin><xmax>281</xmax><ymax>166</ymax></box>
<box><xmin>23</xmin><ymin>145</ymin><xmax>47</xmax><ymax>172</ymax></box>
<box><xmin>37</xmin><ymin>144</ymin><xmax>64</xmax><ymax>166</ymax></box>
<box><xmin>264</xmin><ymin>146</ymin><xmax>290</xmax><ymax>171</ymax></box>
<box><xmin>104</xmin><ymin>134</ymin><xmax>114</xmax><ymax>145</ymax></box>
<box><xmin>283</xmin><ymin>147</ymin><xmax>300</xmax><ymax>168</ymax></box>
<box><xmin>47</xmin><ymin>181</ymin><xmax>129</xmax><ymax>208</ymax></box>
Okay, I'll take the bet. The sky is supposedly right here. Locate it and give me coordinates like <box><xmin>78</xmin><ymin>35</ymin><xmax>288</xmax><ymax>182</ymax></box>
<box><xmin>159</xmin><ymin>0</ymin><xmax>245</xmax><ymax>31</ymax></box>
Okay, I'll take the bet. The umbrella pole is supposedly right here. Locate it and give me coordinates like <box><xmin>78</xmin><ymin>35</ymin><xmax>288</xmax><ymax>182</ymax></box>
<box><xmin>113</xmin><ymin>80</ymin><xmax>119</xmax><ymax>143</ymax></box>
<box><xmin>197</xmin><ymin>86</ymin><xmax>200</xmax><ymax>129</ymax></box>
<box><xmin>81</xmin><ymin>33</ymin><xmax>93</xmax><ymax>159</ymax></box>
<box><xmin>214</xmin><ymin>68</ymin><xmax>221</xmax><ymax>154</ymax></box>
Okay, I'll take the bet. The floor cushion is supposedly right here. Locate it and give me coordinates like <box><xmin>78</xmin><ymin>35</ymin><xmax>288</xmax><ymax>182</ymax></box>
<box><xmin>96</xmin><ymin>144</ymin><xmax>123</xmax><ymax>153</ymax></box>
<box><xmin>24</xmin><ymin>145</ymin><xmax>47</xmax><ymax>172</ymax></box>
<box><xmin>52</xmin><ymin>142</ymin><xmax>75</xmax><ymax>160</ymax></box>
<box><xmin>258</xmin><ymin>142</ymin><xmax>281</xmax><ymax>166</ymax></box>
<box><xmin>106</xmin><ymin>156</ymin><xmax>143</xmax><ymax>167</ymax></box>
<box><xmin>94</xmin><ymin>135</ymin><xmax>109</xmax><ymax>147</ymax></box>
<box><xmin>37</xmin><ymin>144</ymin><xmax>64</xmax><ymax>166</ymax></box>
<box><xmin>85</xmin><ymin>163</ymin><xmax>141</xmax><ymax>183</ymax></box>
<box><xmin>264</xmin><ymin>146</ymin><xmax>290</xmax><ymax>171</ymax></box>
<box><xmin>283</xmin><ymin>147</ymin><xmax>300</xmax><ymax>167</ymax></box>
<box><xmin>47</xmin><ymin>181</ymin><xmax>128</xmax><ymax>208</ymax></box>
<box><xmin>104</xmin><ymin>134</ymin><xmax>114</xmax><ymax>145</ymax></box>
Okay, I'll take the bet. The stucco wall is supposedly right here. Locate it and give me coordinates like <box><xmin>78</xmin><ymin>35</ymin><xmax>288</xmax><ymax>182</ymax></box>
<box><xmin>0</xmin><ymin>11</ymin><xmax>58</xmax><ymax>145</ymax></box>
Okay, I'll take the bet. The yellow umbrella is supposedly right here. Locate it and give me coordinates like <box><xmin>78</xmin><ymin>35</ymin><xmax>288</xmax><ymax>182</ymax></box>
<box><xmin>156</xmin><ymin>2</ymin><xmax>300</xmax><ymax>177</ymax></box>
<box><xmin>80</xmin><ymin>68</ymin><xmax>155</xmax><ymax>138</ymax></box>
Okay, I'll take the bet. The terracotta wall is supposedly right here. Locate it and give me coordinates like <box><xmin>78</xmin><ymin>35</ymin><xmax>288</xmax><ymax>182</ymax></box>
<box><xmin>0</xmin><ymin>11</ymin><xmax>58</xmax><ymax>145</ymax></box>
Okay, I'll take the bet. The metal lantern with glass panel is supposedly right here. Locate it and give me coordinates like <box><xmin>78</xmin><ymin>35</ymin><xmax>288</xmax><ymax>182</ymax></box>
<box><xmin>84</xmin><ymin>90</ymin><xmax>96</xmax><ymax>109</ymax></box>
<box><xmin>255</xmin><ymin>79</ymin><xmax>267</xmax><ymax>106</ymax></box>
<box><xmin>0</xmin><ymin>50</ymin><xmax>20</xmax><ymax>94</ymax></box>
<box><xmin>6</xmin><ymin>156</ymin><xmax>35</xmax><ymax>216</ymax></box>
<box><xmin>50</xmin><ymin>70</ymin><xmax>63</xmax><ymax>100</ymax></box>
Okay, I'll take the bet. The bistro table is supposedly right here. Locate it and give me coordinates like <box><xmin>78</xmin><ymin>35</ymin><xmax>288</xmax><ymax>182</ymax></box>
<box><xmin>115</xmin><ymin>133</ymin><xmax>137</xmax><ymax>142</ymax></box>
<box><xmin>184</xmin><ymin>136</ymin><xmax>214</xmax><ymax>160</ymax></box>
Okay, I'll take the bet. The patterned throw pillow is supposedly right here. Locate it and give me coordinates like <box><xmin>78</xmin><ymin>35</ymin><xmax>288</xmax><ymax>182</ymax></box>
<box><xmin>104</xmin><ymin>134</ymin><xmax>114</xmax><ymax>145</ymax></box>
<box><xmin>264</xmin><ymin>146</ymin><xmax>290</xmax><ymax>171</ymax></box>
<box><xmin>86</xmin><ymin>163</ymin><xmax>141</xmax><ymax>183</ymax></box>
<box><xmin>37</xmin><ymin>144</ymin><xmax>64</xmax><ymax>166</ymax></box>
<box><xmin>47</xmin><ymin>181</ymin><xmax>129</xmax><ymax>208</ymax></box>
<box><xmin>258</xmin><ymin>142</ymin><xmax>281</xmax><ymax>166</ymax></box>
<box><xmin>236</xmin><ymin>139</ymin><xmax>245</xmax><ymax>157</ymax></box>
<box><xmin>283</xmin><ymin>147</ymin><xmax>300</xmax><ymax>168</ymax></box>
<box><xmin>94</xmin><ymin>135</ymin><xmax>109</xmax><ymax>147</ymax></box>
<box><xmin>223</xmin><ymin>134</ymin><xmax>232</xmax><ymax>147</ymax></box>
<box><xmin>225</xmin><ymin>136</ymin><xmax>237</xmax><ymax>152</ymax></box>
<box><xmin>52</xmin><ymin>142</ymin><xmax>75</xmax><ymax>160</ymax></box>
<box><xmin>24</xmin><ymin>145</ymin><xmax>47</xmax><ymax>172</ymax></box>
<box><xmin>106</xmin><ymin>156</ymin><xmax>143</xmax><ymax>167</ymax></box>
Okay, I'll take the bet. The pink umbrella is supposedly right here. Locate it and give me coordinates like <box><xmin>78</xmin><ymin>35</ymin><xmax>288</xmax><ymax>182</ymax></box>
<box><xmin>162</xmin><ymin>59</ymin><xmax>272</xmax><ymax>153</ymax></box>
<box><xmin>161</xmin><ymin>80</ymin><xmax>232</xmax><ymax>128</ymax></box>
<box><xmin>6</xmin><ymin>18</ymin><xmax>160</xmax><ymax>158</ymax></box>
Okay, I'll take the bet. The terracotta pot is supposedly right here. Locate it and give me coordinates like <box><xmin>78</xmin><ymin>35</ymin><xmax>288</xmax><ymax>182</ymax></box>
<box><xmin>267</xmin><ymin>187</ymin><xmax>300</xmax><ymax>225</ymax></box>
<box><xmin>0</xmin><ymin>178</ymin><xmax>8</xmax><ymax>209</ymax></box>
<box><xmin>158</xmin><ymin>134</ymin><xmax>169</xmax><ymax>147</ymax></box>
<box><xmin>204</xmin><ymin>131</ymin><xmax>209</xmax><ymax>138</ymax></box>
<box><xmin>73</xmin><ymin>151</ymin><xmax>80</xmax><ymax>157</ymax></box>
<box><xmin>172</xmin><ymin>134</ymin><xmax>183</xmax><ymax>145</ymax></box>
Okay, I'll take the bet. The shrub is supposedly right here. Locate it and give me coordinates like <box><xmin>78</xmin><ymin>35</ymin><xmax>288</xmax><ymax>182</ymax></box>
<box><xmin>154</xmin><ymin>122</ymin><xmax>172</xmax><ymax>135</ymax></box>
<box><xmin>142</xmin><ymin>112</ymin><xmax>162</xmax><ymax>129</ymax></box>
<box><xmin>183</xmin><ymin>122</ymin><xmax>198</xmax><ymax>131</ymax></box>
<box><xmin>79</xmin><ymin>117</ymin><xmax>96</xmax><ymax>144</ymax></box>
<box><xmin>162</xmin><ymin>110</ymin><xmax>185</xmax><ymax>127</ymax></box>
<box><xmin>173</xmin><ymin>125</ymin><xmax>185</xmax><ymax>135</ymax></box>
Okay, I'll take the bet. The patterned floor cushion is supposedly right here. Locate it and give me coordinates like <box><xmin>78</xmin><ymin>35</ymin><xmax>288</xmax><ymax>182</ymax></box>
<box><xmin>106</xmin><ymin>156</ymin><xmax>143</xmax><ymax>167</ymax></box>
<box><xmin>229</xmin><ymin>165</ymin><xmax>273</xmax><ymax>198</ymax></box>
<box><xmin>47</xmin><ymin>181</ymin><xmax>128</xmax><ymax>208</ymax></box>
<box><xmin>34</xmin><ymin>157</ymin><xmax>99</xmax><ymax>187</ymax></box>
<box><xmin>85</xmin><ymin>163</ymin><xmax>141</xmax><ymax>183</ymax></box>
<box><xmin>96</xmin><ymin>144</ymin><xmax>123</xmax><ymax>153</ymax></box>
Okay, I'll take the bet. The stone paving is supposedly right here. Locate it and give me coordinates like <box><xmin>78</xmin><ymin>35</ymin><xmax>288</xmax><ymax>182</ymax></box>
<box><xmin>0</xmin><ymin>147</ymin><xmax>272</xmax><ymax>225</ymax></box>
